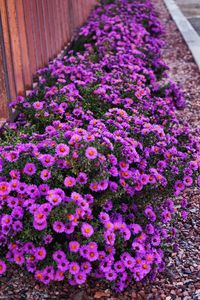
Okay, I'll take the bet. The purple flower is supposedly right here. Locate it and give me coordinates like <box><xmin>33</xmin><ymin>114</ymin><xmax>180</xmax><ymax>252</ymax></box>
<box><xmin>105</xmin><ymin>269</ymin><xmax>117</xmax><ymax>281</ymax></box>
<box><xmin>40</xmin><ymin>154</ymin><xmax>55</xmax><ymax>167</ymax></box>
<box><xmin>74</xmin><ymin>271</ymin><xmax>87</xmax><ymax>284</ymax></box>
<box><xmin>183</xmin><ymin>176</ymin><xmax>193</xmax><ymax>187</ymax></box>
<box><xmin>53</xmin><ymin>250</ymin><xmax>66</xmax><ymax>263</ymax></box>
<box><xmin>181</xmin><ymin>211</ymin><xmax>188</xmax><ymax>220</ymax></box>
<box><xmin>77</xmin><ymin>172</ymin><xmax>88</xmax><ymax>184</ymax></box>
<box><xmin>114</xmin><ymin>261</ymin><xmax>125</xmax><ymax>273</ymax></box>
<box><xmin>23</xmin><ymin>163</ymin><xmax>37</xmax><ymax>176</ymax></box>
<box><xmin>57</xmin><ymin>259</ymin><xmax>69</xmax><ymax>272</ymax></box>
<box><xmin>81</xmin><ymin>262</ymin><xmax>92</xmax><ymax>274</ymax></box>
<box><xmin>151</xmin><ymin>235</ymin><xmax>161</xmax><ymax>246</ymax></box>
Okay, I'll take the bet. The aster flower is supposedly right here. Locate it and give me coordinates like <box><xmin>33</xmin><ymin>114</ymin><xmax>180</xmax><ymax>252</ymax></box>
<box><xmin>77</xmin><ymin>172</ymin><xmax>88</xmax><ymax>184</ymax></box>
<box><xmin>0</xmin><ymin>182</ymin><xmax>11</xmax><ymax>196</ymax></box>
<box><xmin>14</xmin><ymin>253</ymin><xmax>25</xmax><ymax>265</ymax></box>
<box><xmin>69</xmin><ymin>262</ymin><xmax>80</xmax><ymax>275</ymax></box>
<box><xmin>33</xmin><ymin>101</ymin><xmax>44</xmax><ymax>110</ymax></box>
<box><xmin>64</xmin><ymin>176</ymin><xmax>76</xmax><ymax>188</ymax></box>
<box><xmin>0</xmin><ymin>260</ymin><xmax>6</xmax><ymax>275</ymax></box>
<box><xmin>69</xmin><ymin>241</ymin><xmax>80</xmax><ymax>253</ymax></box>
<box><xmin>105</xmin><ymin>269</ymin><xmax>117</xmax><ymax>282</ymax></box>
<box><xmin>81</xmin><ymin>261</ymin><xmax>92</xmax><ymax>274</ymax></box>
<box><xmin>57</xmin><ymin>260</ymin><xmax>69</xmax><ymax>272</ymax></box>
<box><xmin>81</xmin><ymin>223</ymin><xmax>94</xmax><ymax>238</ymax></box>
<box><xmin>56</xmin><ymin>143</ymin><xmax>70</xmax><ymax>157</ymax></box>
<box><xmin>53</xmin><ymin>221</ymin><xmax>65</xmax><ymax>233</ymax></box>
<box><xmin>74</xmin><ymin>271</ymin><xmax>87</xmax><ymax>284</ymax></box>
<box><xmin>85</xmin><ymin>147</ymin><xmax>98</xmax><ymax>160</ymax></box>
<box><xmin>40</xmin><ymin>169</ymin><xmax>51</xmax><ymax>181</ymax></box>
<box><xmin>12</xmin><ymin>220</ymin><xmax>23</xmax><ymax>232</ymax></box>
<box><xmin>114</xmin><ymin>261</ymin><xmax>125</xmax><ymax>273</ymax></box>
<box><xmin>23</xmin><ymin>163</ymin><xmax>37</xmax><ymax>176</ymax></box>
<box><xmin>35</xmin><ymin>247</ymin><xmax>47</xmax><ymax>261</ymax></box>
<box><xmin>40</xmin><ymin>154</ymin><xmax>55</xmax><ymax>167</ymax></box>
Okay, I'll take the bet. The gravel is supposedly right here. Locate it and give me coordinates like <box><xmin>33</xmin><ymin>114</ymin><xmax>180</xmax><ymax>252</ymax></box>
<box><xmin>0</xmin><ymin>0</ymin><xmax>199</xmax><ymax>299</ymax></box>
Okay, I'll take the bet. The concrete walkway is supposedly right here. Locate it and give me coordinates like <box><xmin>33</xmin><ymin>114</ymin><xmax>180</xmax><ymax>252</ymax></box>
<box><xmin>175</xmin><ymin>0</ymin><xmax>200</xmax><ymax>35</ymax></box>
<box><xmin>164</xmin><ymin>0</ymin><xmax>200</xmax><ymax>71</ymax></box>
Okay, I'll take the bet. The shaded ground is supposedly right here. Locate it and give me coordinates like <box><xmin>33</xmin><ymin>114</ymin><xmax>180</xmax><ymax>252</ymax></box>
<box><xmin>0</xmin><ymin>0</ymin><xmax>200</xmax><ymax>299</ymax></box>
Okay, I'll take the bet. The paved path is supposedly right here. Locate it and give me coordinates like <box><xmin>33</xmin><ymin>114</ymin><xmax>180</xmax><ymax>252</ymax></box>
<box><xmin>175</xmin><ymin>0</ymin><xmax>200</xmax><ymax>35</ymax></box>
<box><xmin>164</xmin><ymin>0</ymin><xmax>200</xmax><ymax>70</ymax></box>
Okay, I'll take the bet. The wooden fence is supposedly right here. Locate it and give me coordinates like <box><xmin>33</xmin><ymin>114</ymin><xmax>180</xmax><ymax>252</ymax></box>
<box><xmin>0</xmin><ymin>0</ymin><xmax>96</xmax><ymax>119</ymax></box>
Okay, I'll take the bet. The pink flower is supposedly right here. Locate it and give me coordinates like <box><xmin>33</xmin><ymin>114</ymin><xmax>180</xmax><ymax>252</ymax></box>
<box><xmin>53</xmin><ymin>221</ymin><xmax>65</xmax><ymax>233</ymax></box>
<box><xmin>40</xmin><ymin>169</ymin><xmax>51</xmax><ymax>181</ymax></box>
<box><xmin>0</xmin><ymin>182</ymin><xmax>11</xmax><ymax>196</ymax></box>
<box><xmin>69</xmin><ymin>241</ymin><xmax>80</xmax><ymax>253</ymax></box>
<box><xmin>64</xmin><ymin>176</ymin><xmax>76</xmax><ymax>188</ymax></box>
<box><xmin>35</xmin><ymin>247</ymin><xmax>47</xmax><ymax>260</ymax></box>
<box><xmin>81</xmin><ymin>223</ymin><xmax>94</xmax><ymax>238</ymax></box>
<box><xmin>85</xmin><ymin>147</ymin><xmax>98</xmax><ymax>160</ymax></box>
<box><xmin>0</xmin><ymin>260</ymin><xmax>6</xmax><ymax>275</ymax></box>
<box><xmin>56</xmin><ymin>144</ymin><xmax>70</xmax><ymax>157</ymax></box>
<box><xmin>69</xmin><ymin>262</ymin><xmax>80</xmax><ymax>275</ymax></box>
<box><xmin>33</xmin><ymin>101</ymin><xmax>44</xmax><ymax>110</ymax></box>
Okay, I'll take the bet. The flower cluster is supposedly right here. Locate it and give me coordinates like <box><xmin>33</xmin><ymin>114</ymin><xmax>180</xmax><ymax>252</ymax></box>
<box><xmin>0</xmin><ymin>0</ymin><xmax>199</xmax><ymax>292</ymax></box>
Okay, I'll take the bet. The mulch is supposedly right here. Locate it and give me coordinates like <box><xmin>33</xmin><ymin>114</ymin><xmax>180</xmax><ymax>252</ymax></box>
<box><xmin>0</xmin><ymin>0</ymin><xmax>199</xmax><ymax>299</ymax></box>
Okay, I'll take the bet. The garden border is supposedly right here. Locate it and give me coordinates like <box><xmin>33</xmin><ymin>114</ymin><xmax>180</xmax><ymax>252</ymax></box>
<box><xmin>163</xmin><ymin>0</ymin><xmax>200</xmax><ymax>71</ymax></box>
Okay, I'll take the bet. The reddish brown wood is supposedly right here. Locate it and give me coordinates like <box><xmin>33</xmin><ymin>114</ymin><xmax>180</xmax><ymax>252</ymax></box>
<box><xmin>36</xmin><ymin>0</ymin><xmax>47</xmax><ymax>67</ymax></box>
<box><xmin>23</xmin><ymin>0</ymin><xmax>37</xmax><ymax>75</ymax></box>
<box><xmin>0</xmin><ymin>0</ymin><xmax>16</xmax><ymax>100</ymax></box>
<box><xmin>15</xmin><ymin>0</ymin><xmax>31</xmax><ymax>87</ymax></box>
<box><xmin>0</xmin><ymin>28</ymin><xmax>9</xmax><ymax>119</ymax></box>
<box><xmin>6</xmin><ymin>0</ymin><xmax>24</xmax><ymax>94</ymax></box>
<box><xmin>0</xmin><ymin>0</ymin><xmax>97</xmax><ymax>118</ymax></box>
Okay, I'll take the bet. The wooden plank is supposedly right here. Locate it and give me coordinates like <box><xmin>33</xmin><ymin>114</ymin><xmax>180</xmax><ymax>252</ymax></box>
<box><xmin>36</xmin><ymin>0</ymin><xmax>47</xmax><ymax>66</ymax></box>
<box><xmin>15</xmin><ymin>0</ymin><xmax>32</xmax><ymax>88</ymax></box>
<box><xmin>43</xmin><ymin>0</ymin><xmax>52</xmax><ymax>61</ymax></box>
<box><xmin>47</xmin><ymin>0</ymin><xmax>54</xmax><ymax>58</ymax></box>
<box><xmin>23</xmin><ymin>0</ymin><xmax>37</xmax><ymax>75</ymax></box>
<box><xmin>0</xmin><ymin>0</ymin><xmax>16</xmax><ymax>100</ymax></box>
<box><xmin>30</xmin><ymin>0</ymin><xmax>42</xmax><ymax>69</ymax></box>
<box><xmin>59</xmin><ymin>0</ymin><xmax>65</xmax><ymax>48</ymax></box>
<box><xmin>65</xmin><ymin>0</ymin><xmax>71</xmax><ymax>43</ymax></box>
<box><xmin>6</xmin><ymin>0</ymin><xmax>24</xmax><ymax>95</ymax></box>
<box><xmin>41</xmin><ymin>0</ymin><xmax>49</xmax><ymax>64</ymax></box>
<box><xmin>54</xmin><ymin>0</ymin><xmax>60</xmax><ymax>54</ymax></box>
<box><xmin>0</xmin><ymin>17</ymin><xmax>9</xmax><ymax>118</ymax></box>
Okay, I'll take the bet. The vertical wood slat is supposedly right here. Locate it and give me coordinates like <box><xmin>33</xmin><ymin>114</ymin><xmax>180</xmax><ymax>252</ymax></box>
<box><xmin>0</xmin><ymin>20</ymin><xmax>9</xmax><ymax>119</ymax></box>
<box><xmin>0</xmin><ymin>0</ymin><xmax>16</xmax><ymax>100</ymax></box>
<box><xmin>0</xmin><ymin>0</ymin><xmax>97</xmax><ymax>119</ymax></box>
<box><xmin>36</xmin><ymin>0</ymin><xmax>46</xmax><ymax>67</ymax></box>
<box><xmin>15</xmin><ymin>0</ymin><xmax>31</xmax><ymax>87</ymax></box>
<box><xmin>23</xmin><ymin>0</ymin><xmax>37</xmax><ymax>76</ymax></box>
<box><xmin>6</xmin><ymin>0</ymin><xmax>24</xmax><ymax>94</ymax></box>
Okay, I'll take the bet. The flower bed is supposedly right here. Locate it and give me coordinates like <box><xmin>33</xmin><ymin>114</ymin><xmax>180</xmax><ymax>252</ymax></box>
<box><xmin>0</xmin><ymin>0</ymin><xmax>199</xmax><ymax>292</ymax></box>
